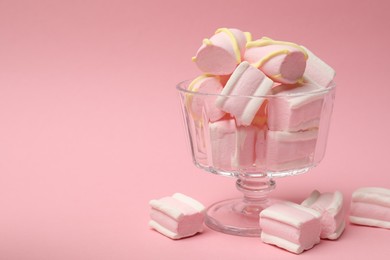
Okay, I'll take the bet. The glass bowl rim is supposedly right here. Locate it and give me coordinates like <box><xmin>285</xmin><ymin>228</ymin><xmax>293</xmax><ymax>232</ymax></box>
<box><xmin>176</xmin><ymin>79</ymin><xmax>336</xmax><ymax>99</ymax></box>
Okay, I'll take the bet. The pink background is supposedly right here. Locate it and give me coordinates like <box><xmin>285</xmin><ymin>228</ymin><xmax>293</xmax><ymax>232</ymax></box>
<box><xmin>1</xmin><ymin>0</ymin><xmax>390</xmax><ymax>259</ymax></box>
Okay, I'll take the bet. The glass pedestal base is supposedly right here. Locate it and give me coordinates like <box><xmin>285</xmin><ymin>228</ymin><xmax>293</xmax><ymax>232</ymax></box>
<box><xmin>205</xmin><ymin>176</ymin><xmax>276</xmax><ymax>237</ymax></box>
<box><xmin>206</xmin><ymin>198</ymin><xmax>274</xmax><ymax>236</ymax></box>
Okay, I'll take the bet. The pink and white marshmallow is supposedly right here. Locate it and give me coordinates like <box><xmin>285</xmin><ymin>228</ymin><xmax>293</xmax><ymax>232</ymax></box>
<box><xmin>207</xmin><ymin>118</ymin><xmax>257</xmax><ymax>170</ymax></box>
<box><xmin>255</xmin><ymin>128</ymin><xmax>267</xmax><ymax>168</ymax></box>
<box><xmin>186</xmin><ymin>75</ymin><xmax>226</xmax><ymax>122</ymax></box>
<box><xmin>260</xmin><ymin>202</ymin><xmax>322</xmax><ymax>254</ymax></box>
<box><xmin>267</xmin><ymin>83</ymin><xmax>325</xmax><ymax>131</ymax></box>
<box><xmin>149</xmin><ymin>193</ymin><xmax>205</xmax><ymax>239</ymax></box>
<box><xmin>193</xmin><ymin>28</ymin><xmax>250</xmax><ymax>75</ymax></box>
<box><xmin>245</xmin><ymin>37</ymin><xmax>307</xmax><ymax>84</ymax></box>
<box><xmin>216</xmin><ymin>61</ymin><xmax>273</xmax><ymax>126</ymax></box>
<box><xmin>350</xmin><ymin>187</ymin><xmax>390</xmax><ymax>229</ymax></box>
<box><xmin>302</xmin><ymin>46</ymin><xmax>336</xmax><ymax>88</ymax></box>
<box><xmin>186</xmin><ymin>116</ymin><xmax>207</xmax><ymax>161</ymax></box>
<box><xmin>301</xmin><ymin>190</ymin><xmax>346</xmax><ymax>240</ymax></box>
<box><xmin>266</xmin><ymin>129</ymin><xmax>318</xmax><ymax>172</ymax></box>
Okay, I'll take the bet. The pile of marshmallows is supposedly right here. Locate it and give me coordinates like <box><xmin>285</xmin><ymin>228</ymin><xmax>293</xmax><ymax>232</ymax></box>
<box><xmin>148</xmin><ymin>29</ymin><xmax>389</xmax><ymax>254</ymax></box>
<box><xmin>185</xmin><ymin>28</ymin><xmax>335</xmax><ymax>172</ymax></box>
<box><xmin>149</xmin><ymin>188</ymin><xmax>390</xmax><ymax>254</ymax></box>
<box><xmin>187</xmin><ymin>27</ymin><xmax>335</xmax><ymax>126</ymax></box>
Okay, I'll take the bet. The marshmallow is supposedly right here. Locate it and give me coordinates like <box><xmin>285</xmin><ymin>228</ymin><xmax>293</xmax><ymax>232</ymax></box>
<box><xmin>216</xmin><ymin>61</ymin><xmax>273</xmax><ymax>126</ymax></box>
<box><xmin>349</xmin><ymin>187</ymin><xmax>390</xmax><ymax>229</ymax></box>
<box><xmin>149</xmin><ymin>193</ymin><xmax>206</xmax><ymax>239</ymax></box>
<box><xmin>260</xmin><ymin>202</ymin><xmax>322</xmax><ymax>254</ymax></box>
<box><xmin>301</xmin><ymin>190</ymin><xmax>346</xmax><ymax>240</ymax></box>
<box><xmin>267</xmin><ymin>83</ymin><xmax>325</xmax><ymax>131</ymax></box>
<box><xmin>233</xmin><ymin>125</ymin><xmax>257</xmax><ymax>168</ymax></box>
<box><xmin>186</xmin><ymin>75</ymin><xmax>226</xmax><ymax>122</ymax></box>
<box><xmin>266</xmin><ymin>129</ymin><xmax>318</xmax><ymax>172</ymax></box>
<box><xmin>187</xmin><ymin>118</ymin><xmax>208</xmax><ymax>163</ymax></box>
<box><xmin>245</xmin><ymin>37</ymin><xmax>307</xmax><ymax>84</ymax></box>
<box><xmin>207</xmin><ymin>119</ymin><xmax>236</xmax><ymax>169</ymax></box>
<box><xmin>302</xmin><ymin>46</ymin><xmax>335</xmax><ymax>88</ymax></box>
<box><xmin>255</xmin><ymin>128</ymin><xmax>266</xmax><ymax>168</ymax></box>
<box><xmin>207</xmin><ymin>118</ymin><xmax>256</xmax><ymax>170</ymax></box>
<box><xmin>252</xmin><ymin>100</ymin><xmax>268</xmax><ymax>128</ymax></box>
<box><xmin>193</xmin><ymin>28</ymin><xmax>250</xmax><ymax>75</ymax></box>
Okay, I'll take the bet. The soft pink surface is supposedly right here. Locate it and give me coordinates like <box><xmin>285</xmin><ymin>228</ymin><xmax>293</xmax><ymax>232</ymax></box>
<box><xmin>1</xmin><ymin>0</ymin><xmax>390</xmax><ymax>259</ymax></box>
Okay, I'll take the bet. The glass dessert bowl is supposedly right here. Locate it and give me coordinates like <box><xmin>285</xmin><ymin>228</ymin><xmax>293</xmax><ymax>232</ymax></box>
<box><xmin>177</xmin><ymin>80</ymin><xmax>336</xmax><ymax>237</ymax></box>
